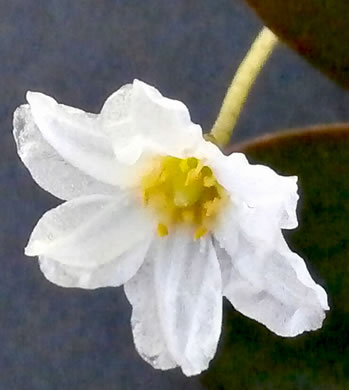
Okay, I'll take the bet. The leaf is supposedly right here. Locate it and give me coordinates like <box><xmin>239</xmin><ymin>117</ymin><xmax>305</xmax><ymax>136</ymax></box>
<box><xmin>244</xmin><ymin>0</ymin><xmax>349</xmax><ymax>89</ymax></box>
<box><xmin>202</xmin><ymin>124</ymin><xmax>349</xmax><ymax>389</ymax></box>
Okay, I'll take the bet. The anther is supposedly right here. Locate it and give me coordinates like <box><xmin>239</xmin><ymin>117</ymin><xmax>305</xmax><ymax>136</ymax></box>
<box><xmin>157</xmin><ymin>223</ymin><xmax>169</xmax><ymax>237</ymax></box>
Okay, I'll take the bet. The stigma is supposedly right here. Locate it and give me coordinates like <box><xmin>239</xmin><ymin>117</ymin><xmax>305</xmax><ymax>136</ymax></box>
<box><xmin>141</xmin><ymin>156</ymin><xmax>227</xmax><ymax>239</ymax></box>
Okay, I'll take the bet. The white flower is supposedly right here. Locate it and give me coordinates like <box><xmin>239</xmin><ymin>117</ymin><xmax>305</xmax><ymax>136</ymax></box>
<box><xmin>13</xmin><ymin>79</ymin><xmax>328</xmax><ymax>376</ymax></box>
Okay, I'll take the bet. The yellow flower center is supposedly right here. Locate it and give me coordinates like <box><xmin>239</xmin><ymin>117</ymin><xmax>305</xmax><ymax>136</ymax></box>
<box><xmin>141</xmin><ymin>156</ymin><xmax>228</xmax><ymax>239</ymax></box>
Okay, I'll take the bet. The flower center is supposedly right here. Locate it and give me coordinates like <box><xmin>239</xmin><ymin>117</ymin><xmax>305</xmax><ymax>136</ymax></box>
<box><xmin>141</xmin><ymin>156</ymin><xmax>227</xmax><ymax>239</ymax></box>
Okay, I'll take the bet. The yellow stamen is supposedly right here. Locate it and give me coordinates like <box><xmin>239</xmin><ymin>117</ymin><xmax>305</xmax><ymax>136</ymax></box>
<box><xmin>194</xmin><ymin>226</ymin><xmax>207</xmax><ymax>240</ymax></box>
<box><xmin>203</xmin><ymin>175</ymin><xmax>216</xmax><ymax>188</ymax></box>
<box><xmin>141</xmin><ymin>156</ymin><xmax>228</xmax><ymax>239</ymax></box>
<box><xmin>181</xmin><ymin>209</ymin><xmax>195</xmax><ymax>223</ymax></box>
<box><xmin>157</xmin><ymin>223</ymin><xmax>169</xmax><ymax>237</ymax></box>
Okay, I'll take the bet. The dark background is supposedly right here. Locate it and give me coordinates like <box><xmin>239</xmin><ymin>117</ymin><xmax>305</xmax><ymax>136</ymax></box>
<box><xmin>1</xmin><ymin>1</ymin><xmax>349</xmax><ymax>389</ymax></box>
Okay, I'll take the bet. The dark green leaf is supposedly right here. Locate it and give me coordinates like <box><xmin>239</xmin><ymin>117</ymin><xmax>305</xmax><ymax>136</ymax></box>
<box><xmin>244</xmin><ymin>0</ymin><xmax>349</xmax><ymax>89</ymax></box>
<box><xmin>202</xmin><ymin>125</ymin><xmax>349</xmax><ymax>389</ymax></box>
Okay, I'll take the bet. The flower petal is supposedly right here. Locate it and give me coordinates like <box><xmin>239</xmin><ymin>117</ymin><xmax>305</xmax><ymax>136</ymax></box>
<box><xmin>13</xmin><ymin>105</ymin><xmax>118</xmax><ymax>200</ymax></box>
<box><xmin>103</xmin><ymin>80</ymin><xmax>203</xmax><ymax>164</ymax></box>
<box><xmin>211</xmin><ymin>152</ymin><xmax>299</xmax><ymax>231</ymax></box>
<box><xmin>124</xmin><ymin>231</ymin><xmax>222</xmax><ymax>376</ymax></box>
<box><xmin>100</xmin><ymin>83</ymin><xmax>133</xmax><ymax>129</ymax></box>
<box><xmin>214</xmin><ymin>226</ymin><xmax>328</xmax><ymax>337</ymax></box>
<box><xmin>38</xmin><ymin>238</ymin><xmax>151</xmax><ymax>289</ymax></box>
<box><xmin>26</xmin><ymin>194</ymin><xmax>154</xmax><ymax>268</ymax></box>
<box><xmin>26</xmin><ymin>91</ymin><xmax>128</xmax><ymax>187</ymax></box>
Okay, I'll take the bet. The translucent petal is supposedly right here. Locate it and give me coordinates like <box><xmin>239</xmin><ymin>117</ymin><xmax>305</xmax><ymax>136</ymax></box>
<box><xmin>214</xmin><ymin>228</ymin><xmax>328</xmax><ymax>337</ymax></box>
<box><xmin>100</xmin><ymin>83</ymin><xmax>132</xmax><ymax>130</ymax></box>
<box><xmin>38</xmin><ymin>238</ymin><xmax>151</xmax><ymax>289</ymax></box>
<box><xmin>13</xmin><ymin>105</ymin><xmax>118</xmax><ymax>200</ymax></box>
<box><xmin>105</xmin><ymin>80</ymin><xmax>203</xmax><ymax>164</ymax></box>
<box><xmin>26</xmin><ymin>194</ymin><xmax>154</xmax><ymax>268</ymax></box>
<box><xmin>26</xmin><ymin>91</ymin><xmax>127</xmax><ymax>186</ymax></box>
<box><xmin>211</xmin><ymin>152</ymin><xmax>299</xmax><ymax>231</ymax></box>
<box><xmin>124</xmin><ymin>245</ymin><xmax>177</xmax><ymax>371</ymax></box>
<box><xmin>213</xmin><ymin>202</ymin><xmax>240</xmax><ymax>260</ymax></box>
<box><xmin>124</xmin><ymin>231</ymin><xmax>222</xmax><ymax>376</ymax></box>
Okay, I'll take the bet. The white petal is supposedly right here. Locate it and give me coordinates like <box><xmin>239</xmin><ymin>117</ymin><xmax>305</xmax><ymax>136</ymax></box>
<box><xmin>214</xmin><ymin>228</ymin><xmax>328</xmax><ymax>337</ymax></box>
<box><xmin>26</xmin><ymin>91</ymin><xmax>128</xmax><ymax>187</ymax></box>
<box><xmin>100</xmin><ymin>83</ymin><xmax>133</xmax><ymax>129</ymax></box>
<box><xmin>13</xmin><ymin>105</ymin><xmax>118</xmax><ymax>200</ymax></box>
<box><xmin>213</xmin><ymin>202</ymin><xmax>240</xmax><ymax>262</ymax></box>
<box><xmin>124</xmin><ymin>246</ymin><xmax>177</xmax><ymax>372</ymax></box>
<box><xmin>38</xmin><ymin>238</ymin><xmax>151</xmax><ymax>289</ymax></box>
<box><xmin>26</xmin><ymin>193</ymin><xmax>154</xmax><ymax>268</ymax></box>
<box><xmin>103</xmin><ymin>80</ymin><xmax>203</xmax><ymax>164</ymax></box>
<box><xmin>211</xmin><ymin>152</ymin><xmax>299</xmax><ymax>231</ymax></box>
<box><xmin>124</xmin><ymin>231</ymin><xmax>222</xmax><ymax>376</ymax></box>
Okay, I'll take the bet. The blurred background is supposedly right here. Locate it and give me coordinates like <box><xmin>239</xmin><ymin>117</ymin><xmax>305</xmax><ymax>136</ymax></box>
<box><xmin>1</xmin><ymin>0</ymin><xmax>349</xmax><ymax>389</ymax></box>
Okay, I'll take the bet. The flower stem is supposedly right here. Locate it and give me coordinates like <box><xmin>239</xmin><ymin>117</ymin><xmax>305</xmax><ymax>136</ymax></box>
<box><xmin>208</xmin><ymin>27</ymin><xmax>278</xmax><ymax>148</ymax></box>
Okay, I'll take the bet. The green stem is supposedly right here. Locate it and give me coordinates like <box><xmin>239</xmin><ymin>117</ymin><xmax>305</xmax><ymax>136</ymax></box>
<box><xmin>209</xmin><ymin>27</ymin><xmax>278</xmax><ymax>148</ymax></box>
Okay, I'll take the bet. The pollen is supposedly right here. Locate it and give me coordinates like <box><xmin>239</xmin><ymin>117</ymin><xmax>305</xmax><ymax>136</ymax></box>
<box><xmin>157</xmin><ymin>223</ymin><xmax>169</xmax><ymax>237</ymax></box>
<box><xmin>141</xmin><ymin>156</ymin><xmax>227</xmax><ymax>239</ymax></box>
